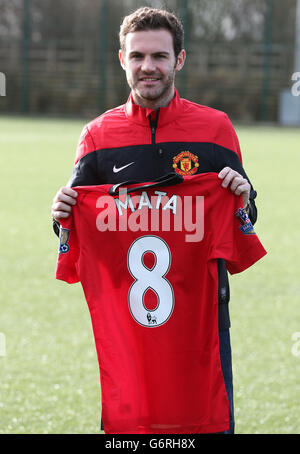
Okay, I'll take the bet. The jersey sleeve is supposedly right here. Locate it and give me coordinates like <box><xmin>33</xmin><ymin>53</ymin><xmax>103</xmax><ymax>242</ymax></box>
<box><xmin>55</xmin><ymin>215</ymin><xmax>80</xmax><ymax>284</ymax></box>
<box><xmin>74</xmin><ymin>124</ymin><xmax>96</xmax><ymax>164</ymax></box>
<box><xmin>215</xmin><ymin>113</ymin><xmax>243</xmax><ymax>163</ymax></box>
<box><xmin>210</xmin><ymin>189</ymin><xmax>266</xmax><ymax>275</ymax></box>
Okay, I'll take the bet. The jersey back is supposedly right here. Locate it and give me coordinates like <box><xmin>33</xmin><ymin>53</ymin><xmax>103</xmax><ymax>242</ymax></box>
<box><xmin>56</xmin><ymin>173</ymin><xmax>266</xmax><ymax>434</ymax></box>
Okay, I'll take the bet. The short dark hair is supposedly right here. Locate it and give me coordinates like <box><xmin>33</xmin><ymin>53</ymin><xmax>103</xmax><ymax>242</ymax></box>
<box><xmin>119</xmin><ymin>7</ymin><xmax>184</xmax><ymax>58</ymax></box>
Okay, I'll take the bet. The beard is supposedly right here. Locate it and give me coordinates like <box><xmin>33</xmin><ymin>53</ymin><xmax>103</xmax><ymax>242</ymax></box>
<box><xmin>135</xmin><ymin>76</ymin><xmax>173</xmax><ymax>100</ymax></box>
<box><xmin>128</xmin><ymin>67</ymin><xmax>176</xmax><ymax>105</ymax></box>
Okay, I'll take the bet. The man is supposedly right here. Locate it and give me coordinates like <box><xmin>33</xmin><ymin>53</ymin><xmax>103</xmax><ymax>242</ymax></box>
<box><xmin>52</xmin><ymin>7</ymin><xmax>257</xmax><ymax>433</ymax></box>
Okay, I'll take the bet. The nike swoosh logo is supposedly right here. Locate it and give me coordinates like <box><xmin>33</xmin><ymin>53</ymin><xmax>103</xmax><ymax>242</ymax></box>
<box><xmin>113</xmin><ymin>162</ymin><xmax>135</xmax><ymax>173</ymax></box>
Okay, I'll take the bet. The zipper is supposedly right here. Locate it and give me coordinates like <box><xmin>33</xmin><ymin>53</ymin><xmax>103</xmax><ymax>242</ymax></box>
<box><xmin>149</xmin><ymin>109</ymin><xmax>160</xmax><ymax>146</ymax></box>
<box><xmin>148</xmin><ymin>110</ymin><xmax>164</xmax><ymax>178</ymax></box>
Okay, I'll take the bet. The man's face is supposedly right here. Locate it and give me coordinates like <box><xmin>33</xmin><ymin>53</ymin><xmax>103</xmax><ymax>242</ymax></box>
<box><xmin>119</xmin><ymin>29</ymin><xmax>185</xmax><ymax>108</ymax></box>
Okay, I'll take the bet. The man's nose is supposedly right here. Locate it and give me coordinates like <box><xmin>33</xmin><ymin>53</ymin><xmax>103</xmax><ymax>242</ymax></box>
<box><xmin>141</xmin><ymin>56</ymin><xmax>156</xmax><ymax>72</ymax></box>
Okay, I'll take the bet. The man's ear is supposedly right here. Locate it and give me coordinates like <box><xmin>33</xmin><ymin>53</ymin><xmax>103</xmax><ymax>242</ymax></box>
<box><xmin>119</xmin><ymin>49</ymin><xmax>126</xmax><ymax>70</ymax></box>
<box><xmin>175</xmin><ymin>49</ymin><xmax>186</xmax><ymax>72</ymax></box>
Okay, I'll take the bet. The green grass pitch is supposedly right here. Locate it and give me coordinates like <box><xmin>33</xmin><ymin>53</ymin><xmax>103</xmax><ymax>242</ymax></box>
<box><xmin>0</xmin><ymin>115</ymin><xmax>299</xmax><ymax>434</ymax></box>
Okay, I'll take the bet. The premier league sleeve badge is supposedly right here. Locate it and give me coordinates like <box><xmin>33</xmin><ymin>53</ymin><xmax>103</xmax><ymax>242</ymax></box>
<box><xmin>59</xmin><ymin>227</ymin><xmax>70</xmax><ymax>253</ymax></box>
<box><xmin>235</xmin><ymin>207</ymin><xmax>256</xmax><ymax>235</ymax></box>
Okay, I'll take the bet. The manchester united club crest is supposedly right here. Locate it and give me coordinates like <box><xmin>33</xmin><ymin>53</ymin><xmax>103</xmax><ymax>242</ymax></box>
<box><xmin>173</xmin><ymin>151</ymin><xmax>199</xmax><ymax>176</ymax></box>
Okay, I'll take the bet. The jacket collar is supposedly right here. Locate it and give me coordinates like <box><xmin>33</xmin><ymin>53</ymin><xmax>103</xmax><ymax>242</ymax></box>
<box><xmin>125</xmin><ymin>88</ymin><xmax>184</xmax><ymax>127</ymax></box>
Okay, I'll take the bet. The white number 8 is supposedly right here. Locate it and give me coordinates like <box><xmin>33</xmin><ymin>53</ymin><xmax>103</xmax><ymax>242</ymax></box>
<box><xmin>127</xmin><ymin>236</ymin><xmax>174</xmax><ymax>327</ymax></box>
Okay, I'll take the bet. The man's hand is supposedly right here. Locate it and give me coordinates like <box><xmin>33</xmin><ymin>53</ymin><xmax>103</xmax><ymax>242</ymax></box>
<box><xmin>218</xmin><ymin>167</ymin><xmax>250</xmax><ymax>209</ymax></box>
<box><xmin>52</xmin><ymin>187</ymin><xmax>78</xmax><ymax>221</ymax></box>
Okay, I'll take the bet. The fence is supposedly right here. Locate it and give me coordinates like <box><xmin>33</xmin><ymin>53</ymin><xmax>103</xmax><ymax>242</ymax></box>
<box><xmin>0</xmin><ymin>38</ymin><xmax>294</xmax><ymax>122</ymax></box>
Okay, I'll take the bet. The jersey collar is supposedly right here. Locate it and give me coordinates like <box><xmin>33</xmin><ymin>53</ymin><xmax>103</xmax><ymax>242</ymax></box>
<box><xmin>125</xmin><ymin>88</ymin><xmax>184</xmax><ymax>127</ymax></box>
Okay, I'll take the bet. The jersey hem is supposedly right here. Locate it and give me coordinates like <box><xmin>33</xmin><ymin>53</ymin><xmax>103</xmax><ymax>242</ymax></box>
<box><xmin>103</xmin><ymin>421</ymin><xmax>229</xmax><ymax>434</ymax></box>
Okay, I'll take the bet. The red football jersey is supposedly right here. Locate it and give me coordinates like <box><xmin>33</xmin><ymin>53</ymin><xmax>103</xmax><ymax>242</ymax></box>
<box><xmin>55</xmin><ymin>173</ymin><xmax>266</xmax><ymax>434</ymax></box>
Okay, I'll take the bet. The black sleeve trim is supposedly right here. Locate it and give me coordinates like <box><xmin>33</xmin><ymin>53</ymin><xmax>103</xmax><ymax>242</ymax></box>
<box><xmin>213</xmin><ymin>143</ymin><xmax>258</xmax><ymax>225</ymax></box>
<box><xmin>53</xmin><ymin>219</ymin><xmax>60</xmax><ymax>237</ymax></box>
